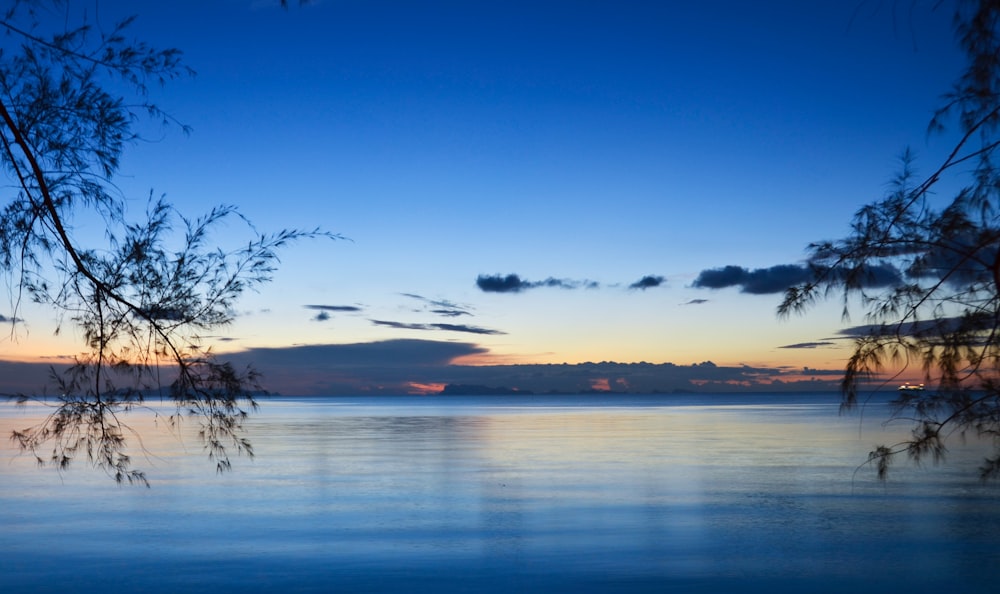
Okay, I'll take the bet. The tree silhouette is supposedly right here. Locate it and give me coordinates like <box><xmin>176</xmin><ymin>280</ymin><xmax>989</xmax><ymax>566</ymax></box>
<box><xmin>0</xmin><ymin>1</ymin><xmax>334</xmax><ymax>485</ymax></box>
<box><xmin>781</xmin><ymin>0</ymin><xmax>1000</xmax><ymax>480</ymax></box>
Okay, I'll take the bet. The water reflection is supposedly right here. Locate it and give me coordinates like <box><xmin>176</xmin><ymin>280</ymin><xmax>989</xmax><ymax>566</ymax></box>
<box><xmin>1</xmin><ymin>395</ymin><xmax>997</xmax><ymax>593</ymax></box>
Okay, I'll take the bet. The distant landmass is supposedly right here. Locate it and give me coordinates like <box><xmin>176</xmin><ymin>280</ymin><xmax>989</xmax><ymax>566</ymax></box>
<box><xmin>1</xmin><ymin>339</ymin><xmax>855</xmax><ymax>397</ymax></box>
<box><xmin>439</xmin><ymin>384</ymin><xmax>534</xmax><ymax>396</ymax></box>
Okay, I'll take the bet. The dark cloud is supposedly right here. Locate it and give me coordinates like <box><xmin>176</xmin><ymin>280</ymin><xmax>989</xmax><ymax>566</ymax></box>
<box><xmin>476</xmin><ymin>274</ymin><xmax>599</xmax><ymax>293</ymax></box>
<box><xmin>693</xmin><ymin>264</ymin><xmax>811</xmax><ymax>294</ymax></box>
<box><xmin>837</xmin><ymin>315</ymin><xmax>992</xmax><ymax>341</ymax></box>
<box><xmin>682</xmin><ymin>299</ymin><xmax>709</xmax><ymax>305</ymax></box>
<box><xmin>197</xmin><ymin>335</ymin><xmax>240</xmax><ymax>343</ymax></box>
<box><xmin>371</xmin><ymin>319</ymin><xmax>504</xmax><ymax>335</ymax></box>
<box><xmin>372</xmin><ymin>320</ymin><xmax>430</xmax><ymax>331</ymax></box>
<box><xmin>431</xmin><ymin>323</ymin><xmax>504</xmax><ymax>335</ymax></box>
<box><xmin>220</xmin><ymin>339</ymin><xmax>489</xmax><ymax>395</ymax></box>
<box><xmin>430</xmin><ymin>308</ymin><xmax>470</xmax><ymax>317</ymax></box>
<box><xmin>305</xmin><ymin>304</ymin><xmax>361</xmax><ymax>322</ymax></box>
<box><xmin>693</xmin><ymin>262</ymin><xmax>904</xmax><ymax>295</ymax></box>
<box><xmin>628</xmin><ymin>275</ymin><xmax>665</xmax><ymax>290</ymax></box>
<box><xmin>815</xmin><ymin>262</ymin><xmax>903</xmax><ymax>288</ymax></box>
<box><xmin>0</xmin><ymin>313</ymin><xmax>24</xmax><ymax>323</ymax></box>
<box><xmin>857</xmin><ymin>263</ymin><xmax>904</xmax><ymax>287</ymax></box>
<box><xmin>305</xmin><ymin>304</ymin><xmax>363</xmax><ymax>312</ymax></box>
<box><xmin>477</xmin><ymin>274</ymin><xmax>530</xmax><ymax>293</ymax></box>
<box><xmin>778</xmin><ymin>341</ymin><xmax>837</xmax><ymax>349</ymax></box>
<box><xmin>228</xmin><ymin>339</ymin><xmax>486</xmax><ymax>369</ymax></box>
<box><xmin>692</xmin><ymin>265</ymin><xmax>753</xmax><ymax>290</ymax></box>
<box><xmin>905</xmin><ymin>234</ymin><xmax>996</xmax><ymax>286</ymax></box>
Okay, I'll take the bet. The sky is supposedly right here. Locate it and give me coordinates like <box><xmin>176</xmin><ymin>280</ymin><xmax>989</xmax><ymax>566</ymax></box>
<box><xmin>0</xmin><ymin>0</ymin><xmax>972</xmax><ymax>394</ymax></box>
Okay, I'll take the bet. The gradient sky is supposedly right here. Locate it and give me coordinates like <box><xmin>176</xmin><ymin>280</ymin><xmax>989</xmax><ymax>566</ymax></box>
<box><xmin>0</xmin><ymin>1</ymin><xmax>970</xmax><ymax>392</ymax></box>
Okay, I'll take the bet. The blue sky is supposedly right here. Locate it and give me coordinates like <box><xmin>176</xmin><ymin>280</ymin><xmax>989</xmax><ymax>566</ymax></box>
<box><xmin>0</xmin><ymin>1</ymin><xmax>970</xmax><ymax>393</ymax></box>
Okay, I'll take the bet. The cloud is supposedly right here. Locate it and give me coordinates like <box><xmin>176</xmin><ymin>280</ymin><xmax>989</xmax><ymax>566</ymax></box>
<box><xmin>0</xmin><ymin>313</ymin><xmax>24</xmax><ymax>323</ymax></box>
<box><xmin>372</xmin><ymin>320</ymin><xmax>432</xmax><ymax>331</ymax></box>
<box><xmin>855</xmin><ymin>263</ymin><xmax>904</xmax><ymax>287</ymax></box>
<box><xmin>693</xmin><ymin>262</ymin><xmax>904</xmax><ymax>295</ymax></box>
<box><xmin>778</xmin><ymin>341</ymin><xmax>837</xmax><ymax>349</ymax></box>
<box><xmin>476</xmin><ymin>273</ymin><xmax>599</xmax><ymax>293</ymax></box>
<box><xmin>220</xmin><ymin>339</ymin><xmax>489</xmax><ymax>394</ymax></box>
<box><xmin>476</xmin><ymin>274</ymin><xmax>531</xmax><ymax>293</ymax></box>
<box><xmin>305</xmin><ymin>304</ymin><xmax>363</xmax><ymax>312</ymax></box>
<box><xmin>431</xmin><ymin>323</ymin><xmax>504</xmax><ymax>335</ymax></box>
<box><xmin>401</xmin><ymin>293</ymin><xmax>471</xmax><ymax>317</ymax></box>
<box><xmin>628</xmin><ymin>275</ymin><xmax>665</xmax><ymax>290</ymax></box>
<box><xmin>231</xmin><ymin>339</ymin><xmax>486</xmax><ymax>368</ymax></box>
<box><xmin>199</xmin><ymin>334</ymin><xmax>240</xmax><ymax>342</ymax></box>
<box><xmin>837</xmin><ymin>315</ymin><xmax>992</xmax><ymax>341</ymax></box>
<box><xmin>305</xmin><ymin>304</ymin><xmax>362</xmax><ymax>322</ymax></box>
<box><xmin>693</xmin><ymin>264</ymin><xmax>811</xmax><ymax>294</ymax></box>
<box><xmin>371</xmin><ymin>319</ymin><xmax>504</xmax><ymax>335</ymax></box>
<box><xmin>905</xmin><ymin>233</ymin><xmax>996</xmax><ymax>286</ymax></box>
<box><xmin>682</xmin><ymin>299</ymin><xmax>709</xmax><ymax>305</ymax></box>
<box><xmin>430</xmin><ymin>308</ymin><xmax>470</xmax><ymax>317</ymax></box>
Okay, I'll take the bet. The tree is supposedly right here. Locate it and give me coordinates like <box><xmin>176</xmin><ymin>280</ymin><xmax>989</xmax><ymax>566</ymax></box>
<box><xmin>0</xmin><ymin>1</ymin><xmax>333</xmax><ymax>485</ymax></box>
<box><xmin>780</xmin><ymin>0</ymin><xmax>1000</xmax><ymax>480</ymax></box>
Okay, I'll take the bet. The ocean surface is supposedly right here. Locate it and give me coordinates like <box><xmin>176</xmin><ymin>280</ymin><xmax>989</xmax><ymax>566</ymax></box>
<box><xmin>1</xmin><ymin>392</ymin><xmax>997</xmax><ymax>593</ymax></box>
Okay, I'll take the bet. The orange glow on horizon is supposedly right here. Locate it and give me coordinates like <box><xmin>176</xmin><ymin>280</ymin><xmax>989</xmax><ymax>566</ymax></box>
<box><xmin>0</xmin><ymin>351</ymin><xmax>77</xmax><ymax>364</ymax></box>
<box><xmin>589</xmin><ymin>378</ymin><xmax>611</xmax><ymax>391</ymax></box>
<box><xmin>408</xmin><ymin>382</ymin><xmax>446</xmax><ymax>394</ymax></box>
<box><xmin>450</xmin><ymin>351</ymin><xmax>548</xmax><ymax>366</ymax></box>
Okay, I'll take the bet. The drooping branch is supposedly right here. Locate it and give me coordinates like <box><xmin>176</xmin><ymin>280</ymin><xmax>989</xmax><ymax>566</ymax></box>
<box><xmin>782</xmin><ymin>0</ymin><xmax>1000</xmax><ymax>481</ymax></box>
<box><xmin>0</xmin><ymin>4</ymin><xmax>339</xmax><ymax>484</ymax></box>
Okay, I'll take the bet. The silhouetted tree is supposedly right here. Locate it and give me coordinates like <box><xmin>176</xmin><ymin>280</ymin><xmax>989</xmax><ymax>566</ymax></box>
<box><xmin>0</xmin><ymin>1</ymin><xmax>333</xmax><ymax>485</ymax></box>
<box><xmin>781</xmin><ymin>0</ymin><xmax>1000</xmax><ymax>480</ymax></box>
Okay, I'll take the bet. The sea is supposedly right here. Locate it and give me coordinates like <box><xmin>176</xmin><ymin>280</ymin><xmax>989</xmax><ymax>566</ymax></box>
<box><xmin>1</xmin><ymin>392</ymin><xmax>997</xmax><ymax>593</ymax></box>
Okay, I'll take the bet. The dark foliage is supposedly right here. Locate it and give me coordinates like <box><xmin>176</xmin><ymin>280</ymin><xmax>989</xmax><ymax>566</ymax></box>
<box><xmin>0</xmin><ymin>1</ymin><xmax>334</xmax><ymax>485</ymax></box>
<box><xmin>780</xmin><ymin>0</ymin><xmax>1000</xmax><ymax>480</ymax></box>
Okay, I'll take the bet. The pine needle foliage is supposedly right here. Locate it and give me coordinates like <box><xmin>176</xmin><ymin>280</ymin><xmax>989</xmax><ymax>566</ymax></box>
<box><xmin>780</xmin><ymin>0</ymin><xmax>1000</xmax><ymax>480</ymax></box>
<box><xmin>0</xmin><ymin>0</ymin><xmax>335</xmax><ymax>485</ymax></box>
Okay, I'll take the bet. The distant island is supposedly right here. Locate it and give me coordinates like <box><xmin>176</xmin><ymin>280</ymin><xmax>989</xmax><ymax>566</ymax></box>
<box><xmin>0</xmin><ymin>343</ymin><xmax>852</xmax><ymax>397</ymax></box>
<box><xmin>439</xmin><ymin>384</ymin><xmax>534</xmax><ymax>396</ymax></box>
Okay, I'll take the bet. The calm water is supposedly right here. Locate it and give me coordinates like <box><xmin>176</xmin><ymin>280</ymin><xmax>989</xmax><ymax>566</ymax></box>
<box><xmin>1</xmin><ymin>393</ymin><xmax>997</xmax><ymax>593</ymax></box>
